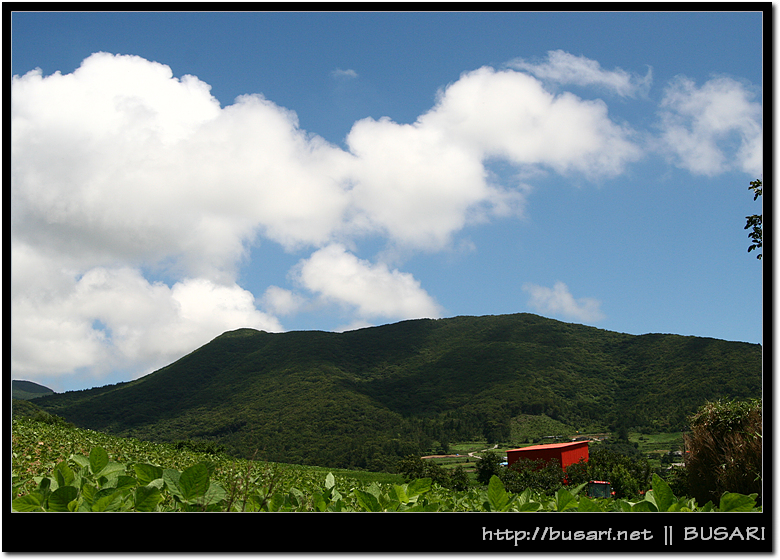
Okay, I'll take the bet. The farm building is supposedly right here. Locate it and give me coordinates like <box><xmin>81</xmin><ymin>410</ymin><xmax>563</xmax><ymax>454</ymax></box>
<box><xmin>506</xmin><ymin>441</ymin><xmax>589</xmax><ymax>470</ymax></box>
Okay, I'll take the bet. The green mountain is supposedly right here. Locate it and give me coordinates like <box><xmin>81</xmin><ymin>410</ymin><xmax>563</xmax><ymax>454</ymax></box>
<box><xmin>32</xmin><ymin>313</ymin><xmax>762</xmax><ymax>470</ymax></box>
<box><xmin>12</xmin><ymin>380</ymin><xmax>55</xmax><ymax>400</ymax></box>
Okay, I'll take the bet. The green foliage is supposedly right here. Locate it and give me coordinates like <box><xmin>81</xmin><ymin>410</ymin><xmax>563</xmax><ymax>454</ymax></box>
<box><xmin>12</xmin><ymin>399</ymin><xmax>74</xmax><ymax>428</ymax></box>
<box><xmin>510</xmin><ymin>414</ymin><xmax>581</xmax><ymax>443</ymax></box>
<box><xmin>501</xmin><ymin>458</ymin><xmax>566</xmax><ymax>495</ymax></box>
<box><xmin>745</xmin><ymin>178</ymin><xmax>762</xmax><ymax>259</ymax></box>
<box><xmin>474</xmin><ymin>450</ymin><xmax>504</xmax><ymax>485</ymax></box>
<box><xmin>12</xmin><ymin>418</ymin><xmax>759</xmax><ymax>512</ymax></box>
<box><xmin>30</xmin><ymin>313</ymin><xmax>761</xmax><ymax>470</ymax></box>
<box><xmin>685</xmin><ymin>398</ymin><xmax>762</xmax><ymax>505</ymax></box>
<box><xmin>396</xmin><ymin>455</ymin><xmax>471</xmax><ymax>490</ymax></box>
<box><xmin>587</xmin><ymin>446</ymin><xmax>650</xmax><ymax>499</ymax></box>
<box><xmin>12</xmin><ymin>380</ymin><xmax>55</xmax><ymax>401</ymax></box>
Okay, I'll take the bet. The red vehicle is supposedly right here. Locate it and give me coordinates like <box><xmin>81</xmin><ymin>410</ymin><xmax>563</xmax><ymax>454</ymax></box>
<box><xmin>586</xmin><ymin>480</ymin><xmax>613</xmax><ymax>498</ymax></box>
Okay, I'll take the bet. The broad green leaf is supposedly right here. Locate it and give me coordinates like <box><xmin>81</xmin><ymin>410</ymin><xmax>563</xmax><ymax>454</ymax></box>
<box><xmin>406</xmin><ymin>478</ymin><xmax>431</xmax><ymax>499</ymax></box>
<box><xmin>553</xmin><ymin>488</ymin><xmax>577</xmax><ymax>511</ymax></box>
<box><xmin>69</xmin><ymin>454</ymin><xmax>90</xmax><ymax>470</ymax></box>
<box><xmin>53</xmin><ymin>461</ymin><xmax>75</xmax><ymax>488</ymax></box>
<box><xmin>163</xmin><ymin>469</ymin><xmax>183</xmax><ymax>499</ymax></box>
<box><xmin>515</xmin><ymin>488</ymin><xmax>533</xmax><ymax>507</ymax></box>
<box><xmin>354</xmin><ymin>488</ymin><xmax>381</xmax><ymax>512</ymax></box>
<box><xmin>12</xmin><ymin>492</ymin><xmax>45</xmax><ymax>512</ymax></box>
<box><xmin>113</xmin><ymin>475</ymin><xmax>139</xmax><ymax>492</ymax></box>
<box><xmin>613</xmin><ymin>499</ymin><xmax>634</xmax><ymax>512</ymax></box>
<box><xmin>267</xmin><ymin>492</ymin><xmax>285</xmax><ymax>512</ymax></box>
<box><xmin>36</xmin><ymin>477</ymin><xmax>52</xmax><ymax>494</ymax></box>
<box><xmin>89</xmin><ymin>447</ymin><xmax>109</xmax><ymax>476</ymax></box>
<box><xmin>134</xmin><ymin>486</ymin><xmax>162</xmax><ymax>512</ymax></box>
<box><xmin>514</xmin><ymin>488</ymin><xmax>542</xmax><ymax>511</ymax></box>
<box><xmin>406</xmin><ymin>501</ymin><xmax>440</xmax><ymax>512</ymax></box>
<box><xmin>134</xmin><ymin>463</ymin><xmax>164</xmax><ymax>486</ymax></box>
<box><xmin>147</xmin><ymin>478</ymin><xmax>165</xmax><ymax>490</ymax></box>
<box><xmin>719</xmin><ymin>492</ymin><xmax>757</xmax><ymax>512</ymax></box>
<box><xmin>179</xmin><ymin>463</ymin><xmax>210</xmax><ymax>502</ymax></box>
<box><xmin>94</xmin><ymin>461</ymin><xmax>127</xmax><ymax>481</ymax></box>
<box><xmin>80</xmin><ymin>483</ymin><xmax>98</xmax><ymax>507</ymax></box>
<box><xmin>650</xmin><ymin>474</ymin><xmax>676</xmax><ymax>512</ymax></box>
<box><xmin>630</xmin><ymin>500</ymin><xmax>657</xmax><ymax>512</ymax></box>
<box><xmin>577</xmin><ymin>496</ymin><xmax>604</xmax><ymax>512</ymax></box>
<box><xmin>392</xmin><ymin>484</ymin><xmax>409</xmax><ymax>504</ymax></box>
<box><xmin>325</xmin><ymin>472</ymin><xmax>335</xmax><ymax>490</ymax></box>
<box><xmin>197</xmin><ymin>482</ymin><xmax>227</xmax><ymax>506</ymax></box>
<box><xmin>312</xmin><ymin>492</ymin><xmax>327</xmax><ymax>512</ymax></box>
<box><xmin>328</xmin><ymin>498</ymin><xmax>346</xmax><ymax>512</ymax></box>
<box><xmin>517</xmin><ymin>500</ymin><xmax>542</xmax><ymax>512</ymax></box>
<box><xmin>487</xmin><ymin>475</ymin><xmax>509</xmax><ymax>512</ymax></box>
<box><xmin>91</xmin><ymin>488</ymin><xmax>125</xmax><ymax>512</ymax></box>
<box><xmin>48</xmin><ymin>485</ymin><xmax>79</xmax><ymax>512</ymax></box>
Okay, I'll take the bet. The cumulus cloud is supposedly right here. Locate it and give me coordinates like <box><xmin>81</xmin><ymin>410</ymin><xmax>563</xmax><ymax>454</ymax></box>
<box><xmin>292</xmin><ymin>244</ymin><xmax>443</xmax><ymax>321</ymax></box>
<box><xmin>11</xmin><ymin>241</ymin><xmax>282</xmax><ymax>382</ymax></box>
<box><xmin>261</xmin><ymin>285</ymin><xmax>306</xmax><ymax>317</ymax></box>
<box><xmin>417</xmin><ymin>66</ymin><xmax>643</xmax><ymax>178</ymax></box>
<box><xmin>11</xmin><ymin>52</ymin><xmax>650</xmax><ymax>386</ymax></box>
<box><xmin>509</xmin><ymin>50</ymin><xmax>653</xmax><ymax>98</ymax></box>
<box><xmin>656</xmin><ymin>75</ymin><xmax>762</xmax><ymax>176</ymax></box>
<box><xmin>343</xmin><ymin>66</ymin><xmax>642</xmax><ymax>249</ymax></box>
<box><xmin>523</xmin><ymin>281</ymin><xmax>606</xmax><ymax>323</ymax></box>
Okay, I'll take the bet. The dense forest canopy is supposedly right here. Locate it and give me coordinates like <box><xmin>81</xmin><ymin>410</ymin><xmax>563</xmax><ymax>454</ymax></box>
<box><xmin>31</xmin><ymin>313</ymin><xmax>761</xmax><ymax>470</ymax></box>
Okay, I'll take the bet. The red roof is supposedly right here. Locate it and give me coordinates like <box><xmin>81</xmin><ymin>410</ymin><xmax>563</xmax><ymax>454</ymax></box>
<box><xmin>507</xmin><ymin>441</ymin><xmax>588</xmax><ymax>453</ymax></box>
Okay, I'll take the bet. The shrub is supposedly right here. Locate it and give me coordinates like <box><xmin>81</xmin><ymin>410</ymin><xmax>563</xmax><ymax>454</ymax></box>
<box><xmin>501</xmin><ymin>457</ymin><xmax>565</xmax><ymax>495</ymax></box>
<box><xmin>395</xmin><ymin>455</ymin><xmax>466</xmax><ymax>490</ymax></box>
<box><xmin>662</xmin><ymin>465</ymin><xmax>689</xmax><ymax>498</ymax></box>
<box><xmin>684</xmin><ymin>398</ymin><xmax>762</xmax><ymax>505</ymax></box>
<box><xmin>474</xmin><ymin>450</ymin><xmax>503</xmax><ymax>485</ymax></box>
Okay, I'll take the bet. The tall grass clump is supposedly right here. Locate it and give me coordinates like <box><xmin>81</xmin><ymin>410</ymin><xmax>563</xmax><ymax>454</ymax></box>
<box><xmin>684</xmin><ymin>398</ymin><xmax>761</xmax><ymax>505</ymax></box>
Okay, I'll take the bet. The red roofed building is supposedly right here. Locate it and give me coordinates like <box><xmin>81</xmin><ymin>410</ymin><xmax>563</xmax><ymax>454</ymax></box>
<box><xmin>506</xmin><ymin>441</ymin><xmax>589</xmax><ymax>471</ymax></box>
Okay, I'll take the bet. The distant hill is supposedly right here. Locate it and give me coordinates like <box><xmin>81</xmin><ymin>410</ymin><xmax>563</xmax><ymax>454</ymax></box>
<box><xmin>32</xmin><ymin>313</ymin><xmax>762</xmax><ymax>470</ymax></box>
<box><xmin>12</xmin><ymin>380</ymin><xmax>55</xmax><ymax>400</ymax></box>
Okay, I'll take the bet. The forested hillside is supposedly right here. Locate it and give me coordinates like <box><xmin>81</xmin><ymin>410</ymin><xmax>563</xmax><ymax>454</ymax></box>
<box><xmin>32</xmin><ymin>313</ymin><xmax>761</xmax><ymax>470</ymax></box>
<box><xmin>12</xmin><ymin>380</ymin><xmax>55</xmax><ymax>400</ymax></box>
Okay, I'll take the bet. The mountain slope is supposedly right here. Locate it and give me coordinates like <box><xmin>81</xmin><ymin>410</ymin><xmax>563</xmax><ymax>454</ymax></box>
<box><xmin>12</xmin><ymin>380</ymin><xmax>55</xmax><ymax>400</ymax></box>
<box><xmin>32</xmin><ymin>313</ymin><xmax>762</xmax><ymax>469</ymax></box>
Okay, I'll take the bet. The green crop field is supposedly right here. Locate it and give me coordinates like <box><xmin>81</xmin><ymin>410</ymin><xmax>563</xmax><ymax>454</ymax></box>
<box><xmin>12</xmin><ymin>416</ymin><xmax>758</xmax><ymax>513</ymax></box>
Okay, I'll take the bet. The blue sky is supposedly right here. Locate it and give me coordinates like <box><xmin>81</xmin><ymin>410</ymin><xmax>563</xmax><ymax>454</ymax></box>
<box><xmin>11</xmin><ymin>11</ymin><xmax>764</xmax><ymax>392</ymax></box>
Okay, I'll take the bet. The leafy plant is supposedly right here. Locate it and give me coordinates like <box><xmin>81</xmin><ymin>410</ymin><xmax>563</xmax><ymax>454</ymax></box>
<box><xmin>12</xmin><ymin>415</ymin><xmax>761</xmax><ymax>513</ymax></box>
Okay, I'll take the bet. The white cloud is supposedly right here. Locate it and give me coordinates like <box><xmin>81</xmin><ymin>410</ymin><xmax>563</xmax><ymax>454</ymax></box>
<box><xmin>417</xmin><ymin>66</ymin><xmax>643</xmax><ymax>179</ymax></box>
<box><xmin>345</xmin><ymin>115</ymin><xmax>521</xmax><ymax>250</ymax></box>
<box><xmin>331</xmin><ymin>68</ymin><xmax>358</xmax><ymax>79</ymax></box>
<box><xmin>656</xmin><ymin>75</ymin><xmax>762</xmax><ymax>176</ymax></box>
<box><xmin>292</xmin><ymin>244</ymin><xmax>443</xmax><ymax>321</ymax></box>
<box><xmin>523</xmin><ymin>281</ymin><xmax>606</xmax><ymax>323</ymax></box>
<box><xmin>261</xmin><ymin>285</ymin><xmax>307</xmax><ymax>317</ymax></box>
<box><xmin>12</xmin><ymin>53</ymin><xmax>355</xmax><ymax>283</ymax></box>
<box><xmin>11</xmin><ymin>242</ymin><xmax>283</xmax><ymax>384</ymax></box>
<box><xmin>343</xmin><ymin>66</ymin><xmax>642</xmax><ymax>250</ymax></box>
<box><xmin>509</xmin><ymin>50</ymin><xmax>653</xmax><ymax>98</ymax></box>
<box><xmin>10</xmin><ymin>52</ymin><xmax>657</xmax><ymax>386</ymax></box>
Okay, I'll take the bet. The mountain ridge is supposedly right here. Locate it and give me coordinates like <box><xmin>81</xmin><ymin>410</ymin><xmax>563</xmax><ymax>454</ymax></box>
<box><xmin>12</xmin><ymin>380</ymin><xmax>56</xmax><ymax>400</ymax></box>
<box><xmin>31</xmin><ymin>313</ymin><xmax>762</xmax><ymax>470</ymax></box>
